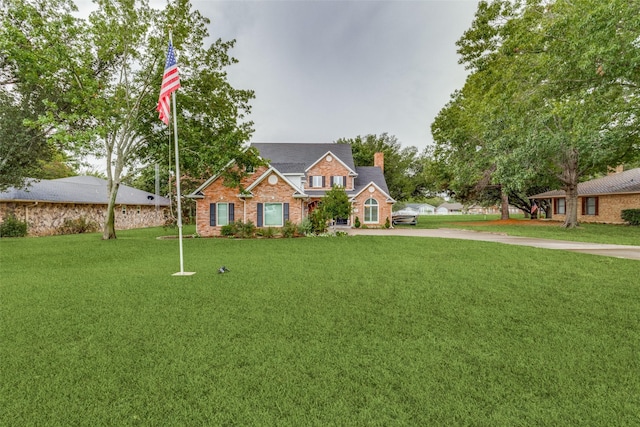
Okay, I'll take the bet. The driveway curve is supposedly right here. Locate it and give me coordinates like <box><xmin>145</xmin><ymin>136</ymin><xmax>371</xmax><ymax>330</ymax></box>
<box><xmin>347</xmin><ymin>228</ymin><xmax>640</xmax><ymax>260</ymax></box>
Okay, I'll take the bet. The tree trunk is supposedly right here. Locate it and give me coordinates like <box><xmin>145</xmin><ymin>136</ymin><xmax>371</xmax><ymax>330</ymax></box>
<box><xmin>543</xmin><ymin>200</ymin><xmax>552</xmax><ymax>220</ymax></box>
<box><xmin>500</xmin><ymin>187</ymin><xmax>510</xmax><ymax>220</ymax></box>
<box><xmin>561</xmin><ymin>149</ymin><xmax>580</xmax><ymax>228</ymax></box>
<box><xmin>563</xmin><ymin>183</ymin><xmax>579</xmax><ymax>228</ymax></box>
<box><xmin>102</xmin><ymin>181</ymin><xmax>119</xmax><ymax>239</ymax></box>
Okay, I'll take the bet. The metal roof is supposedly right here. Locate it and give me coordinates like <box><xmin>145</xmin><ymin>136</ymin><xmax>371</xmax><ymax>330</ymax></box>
<box><xmin>0</xmin><ymin>176</ymin><xmax>170</xmax><ymax>206</ymax></box>
<box><xmin>530</xmin><ymin>168</ymin><xmax>640</xmax><ymax>198</ymax></box>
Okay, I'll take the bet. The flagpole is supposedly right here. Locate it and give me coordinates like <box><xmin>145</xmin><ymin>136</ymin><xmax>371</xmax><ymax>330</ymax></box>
<box><xmin>168</xmin><ymin>31</ymin><xmax>195</xmax><ymax>277</ymax></box>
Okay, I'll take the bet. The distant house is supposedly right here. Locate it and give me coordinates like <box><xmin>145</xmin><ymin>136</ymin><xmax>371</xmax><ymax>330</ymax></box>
<box><xmin>529</xmin><ymin>168</ymin><xmax>640</xmax><ymax>224</ymax></box>
<box><xmin>467</xmin><ymin>204</ymin><xmax>521</xmax><ymax>215</ymax></box>
<box><xmin>435</xmin><ymin>202</ymin><xmax>464</xmax><ymax>215</ymax></box>
<box><xmin>404</xmin><ymin>203</ymin><xmax>436</xmax><ymax>215</ymax></box>
<box><xmin>0</xmin><ymin>176</ymin><xmax>170</xmax><ymax>236</ymax></box>
<box><xmin>188</xmin><ymin>143</ymin><xmax>394</xmax><ymax>236</ymax></box>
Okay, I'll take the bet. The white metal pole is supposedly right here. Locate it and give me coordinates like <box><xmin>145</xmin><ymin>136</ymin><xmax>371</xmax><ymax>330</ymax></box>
<box><xmin>171</xmin><ymin>91</ymin><xmax>185</xmax><ymax>274</ymax></box>
<box><xmin>169</xmin><ymin>31</ymin><xmax>194</xmax><ymax>276</ymax></box>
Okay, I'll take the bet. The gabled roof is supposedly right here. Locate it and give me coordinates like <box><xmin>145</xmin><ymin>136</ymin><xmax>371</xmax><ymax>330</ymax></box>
<box><xmin>0</xmin><ymin>176</ymin><xmax>170</xmax><ymax>206</ymax></box>
<box><xmin>251</xmin><ymin>143</ymin><xmax>357</xmax><ymax>174</ymax></box>
<box><xmin>245</xmin><ymin>167</ymin><xmax>305</xmax><ymax>197</ymax></box>
<box><xmin>354</xmin><ymin>166</ymin><xmax>391</xmax><ymax>197</ymax></box>
<box><xmin>304</xmin><ymin>150</ymin><xmax>357</xmax><ymax>175</ymax></box>
<box><xmin>530</xmin><ymin>168</ymin><xmax>640</xmax><ymax>198</ymax></box>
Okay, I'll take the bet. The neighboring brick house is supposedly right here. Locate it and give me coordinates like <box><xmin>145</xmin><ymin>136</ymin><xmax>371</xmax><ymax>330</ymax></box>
<box><xmin>529</xmin><ymin>167</ymin><xmax>640</xmax><ymax>224</ymax></box>
<box><xmin>188</xmin><ymin>143</ymin><xmax>394</xmax><ymax>236</ymax></box>
<box><xmin>0</xmin><ymin>176</ymin><xmax>170</xmax><ymax>236</ymax></box>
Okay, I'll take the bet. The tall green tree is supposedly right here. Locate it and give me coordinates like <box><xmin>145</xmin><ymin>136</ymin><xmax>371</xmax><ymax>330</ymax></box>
<box><xmin>2</xmin><ymin>0</ymin><xmax>259</xmax><ymax>238</ymax></box>
<box><xmin>1</xmin><ymin>0</ymin><xmax>90</xmax><ymax>190</ymax></box>
<box><xmin>435</xmin><ymin>0</ymin><xmax>640</xmax><ymax>228</ymax></box>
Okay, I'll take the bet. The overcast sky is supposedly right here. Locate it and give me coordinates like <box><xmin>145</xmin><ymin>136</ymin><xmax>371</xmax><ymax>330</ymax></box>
<box><xmin>76</xmin><ymin>0</ymin><xmax>479</xmax><ymax>154</ymax></box>
<box><xmin>188</xmin><ymin>0</ymin><xmax>479</xmax><ymax>152</ymax></box>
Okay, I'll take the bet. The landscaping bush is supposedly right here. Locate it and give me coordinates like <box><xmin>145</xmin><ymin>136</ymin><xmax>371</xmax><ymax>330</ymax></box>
<box><xmin>257</xmin><ymin>227</ymin><xmax>277</xmax><ymax>238</ymax></box>
<box><xmin>621</xmin><ymin>209</ymin><xmax>640</xmax><ymax>226</ymax></box>
<box><xmin>0</xmin><ymin>214</ymin><xmax>28</xmax><ymax>237</ymax></box>
<box><xmin>221</xmin><ymin>220</ymin><xmax>256</xmax><ymax>238</ymax></box>
<box><xmin>57</xmin><ymin>217</ymin><xmax>99</xmax><ymax>235</ymax></box>
<box><xmin>384</xmin><ymin>217</ymin><xmax>390</xmax><ymax>229</ymax></box>
<box><xmin>220</xmin><ymin>222</ymin><xmax>239</xmax><ymax>237</ymax></box>
<box><xmin>281</xmin><ymin>220</ymin><xmax>297</xmax><ymax>238</ymax></box>
<box><xmin>237</xmin><ymin>220</ymin><xmax>256</xmax><ymax>238</ymax></box>
<box><xmin>354</xmin><ymin>216</ymin><xmax>361</xmax><ymax>228</ymax></box>
<box><xmin>297</xmin><ymin>217</ymin><xmax>313</xmax><ymax>236</ymax></box>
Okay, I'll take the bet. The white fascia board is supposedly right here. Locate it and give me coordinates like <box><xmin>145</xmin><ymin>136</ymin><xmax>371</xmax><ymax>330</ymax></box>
<box><xmin>245</xmin><ymin>167</ymin><xmax>301</xmax><ymax>194</ymax></box>
<box><xmin>304</xmin><ymin>150</ymin><xmax>356</xmax><ymax>175</ymax></box>
<box><xmin>352</xmin><ymin>181</ymin><xmax>394</xmax><ymax>202</ymax></box>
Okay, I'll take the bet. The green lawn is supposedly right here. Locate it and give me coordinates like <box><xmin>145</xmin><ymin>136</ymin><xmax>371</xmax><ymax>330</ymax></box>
<box><xmin>398</xmin><ymin>214</ymin><xmax>640</xmax><ymax>245</ymax></box>
<box><xmin>2</xmin><ymin>227</ymin><xmax>639</xmax><ymax>425</ymax></box>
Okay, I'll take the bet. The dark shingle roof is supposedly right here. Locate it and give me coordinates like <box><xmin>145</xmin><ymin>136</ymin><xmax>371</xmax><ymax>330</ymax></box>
<box><xmin>530</xmin><ymin>168</ymin><xmax>640</xmax><ymax>198</ymax></box>
<box><xmin>251</xmin><ymin>143</ymin><xmax>356</xmax><ymax>173</ymax></box>
<box><xmin>354</xmin><ymin>166</ymin><xmax>390</xmax><ymax>197</ymax></box>
<box><xmin>0</xmin><ymin>176</ymin><xmax>170</xmax><ymax>206</ymax></box>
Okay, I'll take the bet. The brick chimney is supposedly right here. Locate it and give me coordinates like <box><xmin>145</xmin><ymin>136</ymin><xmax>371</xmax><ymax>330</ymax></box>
<box><xmin>374</xmin><ymin>152</ymin><xmax>384</xmax><ymax>172</ymax></box>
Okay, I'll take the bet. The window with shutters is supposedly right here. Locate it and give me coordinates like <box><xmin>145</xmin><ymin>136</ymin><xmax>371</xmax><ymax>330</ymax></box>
<box><xmin>264</xmin><ymin>203</ymin><xmax>283</xmax><ymax>226</ymax></box>
<box><xmin>332</xmin><ymin>176</ymin><xmax>345</xmax><ymax>187</ymax></box>
<box><xmin>210</xmin><ymin>202</ymin><xmax>234</xmax><ymax>226</ymax></box>
<box><xmin>310</xmin><ymin>176</ymin><xmax>324</xmax><ymax>188</ymax></box>
<box><xmin>217</xmin><ymin>203</ymin><xmax>229</xmax><ymax>226</ymax></box>
<box><xmin>583</xmin><ymin>197</ymin><xmax>598</xmax><ymax>215</ymax></box>
<box><xmin>554</xmin><ymin>198</ymin><xmax>566</xmax><ymax>215</ymax></box>
<box><xmin>364</xmin><ymin>198</ymin><xmax>379</xmax><ymax>223</ymax></box>
<box><xmin>257</xmin><ymin>202</ymin><xmax>289</xmax><ymax>227</ymax></box>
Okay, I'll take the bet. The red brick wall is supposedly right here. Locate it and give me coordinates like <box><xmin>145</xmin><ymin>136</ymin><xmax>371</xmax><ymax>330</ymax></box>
<box><xmin>305</xmin><ymin>154</ymin><xmax>354</xmax><ymax>190</ymax></box>
<box><xmin>351</xmin><ymin>184</ymin><xmax>393</xmax><ymax>228</ymax></box>
<box><xmin>195</xmin><ymin>168</ymin><xmax>303</xmax><ymax>236</ymax></box>
<box><xmin>194</xmin><ymin>158</ymin><xmax>396</xmax><ymax>234</ymax></box>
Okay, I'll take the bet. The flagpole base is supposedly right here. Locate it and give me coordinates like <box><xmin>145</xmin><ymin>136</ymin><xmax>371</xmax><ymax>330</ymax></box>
<box><xmin>172</xmin><ymin>271</ymin><xmax>196</xmax><ymax>276</ymax></box>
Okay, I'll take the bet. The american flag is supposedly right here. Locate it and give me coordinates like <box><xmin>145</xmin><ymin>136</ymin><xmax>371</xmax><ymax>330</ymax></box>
<box><xmin>157</xmin><ymin>41</ymin><xmax>181</xmax><ymax>125</ymax></box>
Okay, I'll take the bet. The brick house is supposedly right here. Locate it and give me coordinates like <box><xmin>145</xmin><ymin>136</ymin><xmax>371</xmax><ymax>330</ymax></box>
<box><xmin>188</xmin><ymin>143</ymin><xmax>394</xmax><ymax>236</ymax></box>
<box><xmin>0</xmin><ymin>176</ymin><xmax>170</xmax><ymax>236</ymax></box>
<box><xmin>529</xmin><ymin>167</ymin><xmax>640</xmax><ymax>224</ymax></box>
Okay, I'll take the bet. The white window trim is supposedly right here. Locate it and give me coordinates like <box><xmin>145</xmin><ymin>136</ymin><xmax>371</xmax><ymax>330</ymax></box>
<box><xmin>217</xmin><ymin>202</ymin><xmax>230</xmax><ymax>226</ymax></box>
<box><xmin>364</xmin><ymin>198</ymin><xmax>379</xmax><ymax>223</ymax></box>
<box><xmin>311</xmin><ymin>176</ymin><xmax>323</xmax><ymax>188</ymax></box>
<box><xmin>264</xmin><ymin>202</ymin><xmax>284</xmax><ymax>227</ymax></box>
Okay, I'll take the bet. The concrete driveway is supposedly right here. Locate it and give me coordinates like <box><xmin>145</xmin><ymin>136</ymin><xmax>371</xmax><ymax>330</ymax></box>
<box><xmin>347</xmin><ymin>228</ymin><xmax>640</xmax><ymax>260</ymax></box>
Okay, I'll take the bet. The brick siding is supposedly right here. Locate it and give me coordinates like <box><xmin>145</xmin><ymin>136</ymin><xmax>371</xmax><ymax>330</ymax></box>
<box><xmin>351</xmin><ymin>185</ymin><xmax>393</xmax><ymax>228</ymax></box>
<box><xmin>548</xmin><ymin>193</ymin><xmax>640</xmax><ymax>224</ymax></box>
<box><xmin>194</xmin><ymin>159</ymin><xmax>394</xmax><ymax>235</ymax></box>
<box><xmin>306</xmin><ymin>154</ymin><xmax>354</xmax><ymax>190</ymax></box>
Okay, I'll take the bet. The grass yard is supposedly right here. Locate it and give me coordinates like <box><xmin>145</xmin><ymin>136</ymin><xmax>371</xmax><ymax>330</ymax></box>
<box><xmin>399</xmin><ymin>214</ymin><xmax>640</xmax><ymax>246</ymax></box>
<box><xmin>1</xmin><ymin>227</ymin><xmax>639</xmax><ymax>425</ymax></box>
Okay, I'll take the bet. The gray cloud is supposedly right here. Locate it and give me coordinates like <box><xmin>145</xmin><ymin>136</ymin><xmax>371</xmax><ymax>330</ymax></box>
<box><xmin>195</xmin><ymin>0</ymin><xmax>479</xmax><ymax>150</ymax></box>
